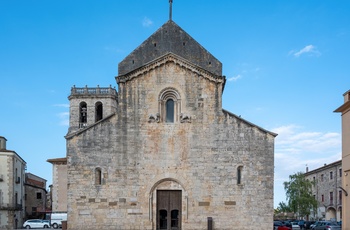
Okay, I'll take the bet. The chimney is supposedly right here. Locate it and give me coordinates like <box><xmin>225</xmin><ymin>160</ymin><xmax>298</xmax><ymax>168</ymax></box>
<box><xmin>344</xmin><ymin>90</ymin><xmax>350</xmax><ymax>103</ymax></box>
<box><xmin>0</xmin><ymin>136</ymin><xmax>7</xmax><ymax>150</ymax></box>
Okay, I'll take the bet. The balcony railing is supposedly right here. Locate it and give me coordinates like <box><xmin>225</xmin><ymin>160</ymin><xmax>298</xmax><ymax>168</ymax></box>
<box><xmin>70</xmin><ymin>85</ymin><xmax>117</xmax><ymax>96</ymax></box>
<box><xmin>0</xmin><ymin>203</ymin><xmax>22</xmax><ymax>211</ymax></box>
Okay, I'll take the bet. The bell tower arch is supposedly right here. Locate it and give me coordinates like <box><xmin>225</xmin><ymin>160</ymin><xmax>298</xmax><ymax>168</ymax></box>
<box><xmin>67</xmin><ymin>85</ymin><xmax>118</xmax><ymax>134</ymax></box>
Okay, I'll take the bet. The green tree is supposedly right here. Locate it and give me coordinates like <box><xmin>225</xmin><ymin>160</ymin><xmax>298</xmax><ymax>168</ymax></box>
<box><xmin>283</xmin><ymin>172</ymin><xmax>317</xmax><ymax>218</ymax></box>
<box><xmin>276</xmin><ymin>201</ymin><xmax>292</xmax><ymax>213</ymax></box>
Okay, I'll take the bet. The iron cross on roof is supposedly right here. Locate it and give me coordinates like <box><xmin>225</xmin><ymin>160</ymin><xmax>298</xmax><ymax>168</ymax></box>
<box><xmin>169</xmin><ymin>0</ymin><xmax>173</xmax><ymax>21</ymax></box>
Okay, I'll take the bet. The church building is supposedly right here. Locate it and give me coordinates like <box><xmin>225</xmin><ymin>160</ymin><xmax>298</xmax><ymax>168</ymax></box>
<box><xmin>65</xmin><ymin>2</ymin><xmax>276</xmax><ymax>229</ymax></box>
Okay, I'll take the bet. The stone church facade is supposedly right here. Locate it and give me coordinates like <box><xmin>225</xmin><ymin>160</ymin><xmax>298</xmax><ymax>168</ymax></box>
<box><xmin>65</xmin><ymin>18</ymin><xmax>276</xmax><ymax>230</ymax></box>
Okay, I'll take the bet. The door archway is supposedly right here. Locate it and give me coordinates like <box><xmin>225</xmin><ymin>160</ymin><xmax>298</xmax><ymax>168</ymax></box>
<box><xmin>149</xmin><ymin>178</ymin><xmax>188</xmax><ymax>230</ymax></box>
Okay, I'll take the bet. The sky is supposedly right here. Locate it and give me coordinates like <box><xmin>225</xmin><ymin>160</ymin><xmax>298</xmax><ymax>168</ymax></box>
<box><xmin>1</xmin><ymin>0</ymin><xmax>350</xmax><ymax>208</ymax></box>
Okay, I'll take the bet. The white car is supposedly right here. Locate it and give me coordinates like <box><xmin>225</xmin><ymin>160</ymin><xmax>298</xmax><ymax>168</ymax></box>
<box><xmin>23</xmin><ymin>219</ymin><xmax>50</xmax><ymax>229</ymax></box>
<box><xmin>291</xmin><ymin>222</ymin><xmax>300</xmax><ymax>230</ymax></box>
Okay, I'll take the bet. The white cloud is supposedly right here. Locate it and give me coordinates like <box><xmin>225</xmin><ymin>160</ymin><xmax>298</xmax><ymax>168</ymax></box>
<box><xmin>53</xmin><ymin>104</ymin><xmax>69</xmax><ymax>108</ymax></box>
<box><xmin>57</xmin><ymin>112</ymin><xmax>69</xmax><ymax>126</ymax></box>
<box><xmin>272</xmin><ymin>124</ymin><xmax>341</xmax><ymax>206</ymax></box>
<box><xmin>227</xmin><ymin>74</ymin><xmax>242</xmax><ymax>81</ymax></box>
<box><xmin>142</xmin><ymin>17</ymin><xmax>153</xmax><ymax>27</ymax></box>
<box><xmin>291</xmin><ymin>45</ymin><xmax>321</xmax><ymax>57</ymax></box>
<box><xmin>272</xmin><ymin>125</ymin><xmax>340</xmax><ymax>154</ymax></box>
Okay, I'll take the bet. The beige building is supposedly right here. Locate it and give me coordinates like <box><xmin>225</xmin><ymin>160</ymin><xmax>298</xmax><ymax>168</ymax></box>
<box><xmin>64</xmin><ymin>8</ymin><xmax>276</xmax><ymax>230</ymax></box>
<box><xmin>0</xmin><ymin>136</ymin><xmax>26</xmax><ymax>229</ymax></box>
<box><xmin>304</xmin><ymin>160</ymin><xmax>342</xmax><ymax>221</ymax></box>
<box><xmin>335</xmin><ymin>89</ymin><xmax>350</xmax><ymax>230</ymax></box>
<box><xmin>24</xmin><ymin>173</ymin><xmax>49</xmax><ymax>218</ymax></box>
<box><xmin>47</xmin><ymin>157</ymin><xmax>67</xmax><ymax>212</ymax></box>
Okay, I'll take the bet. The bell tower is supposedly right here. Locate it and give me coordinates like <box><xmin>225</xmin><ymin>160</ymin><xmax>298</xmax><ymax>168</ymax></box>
<box><xmin>67</xmin><ymin>85</ymin><xmax>118</xmax><ymax>134</ymax></box>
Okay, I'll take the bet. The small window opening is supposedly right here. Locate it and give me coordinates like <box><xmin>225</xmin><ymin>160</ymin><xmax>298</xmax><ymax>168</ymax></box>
<box><xmin>132</xmin><ymin>60</ymin><xmax>134</xmax><ymax>64</ymax></box>
<box><xmin>95</xmin><ymin>102</ymin><xmax>103</xmax><ymax>122</ymax></box>
<box><xmin>154</xmin><ymin>43</ymin><xmax>157</xmax><ymax>47</ymax></box>
<box><xmin>95</xmin><ymin>168</ymin><xmax>102</xmax><ymax>185</ymax></box>
<box><xmin>159</xmin><ymin>209</ymin><xmax>167</xmax><ymax>229</ymax></box>
<box><xmin>79</xmin><ymin>102</ymin><xmax>87</xmax><ymax>128</ymax></box>
<box><xmin>208</xmin><ymin>61</ymin><xmax>211</xmax><ymax>65</ymax></box>
<box><xmin>237</xmin><ymin>166</ymin><xmax>243</xmax><ymax>185</ymax></box>
<box><xmin>166</xmin><ymin>99</ymin><xmax>174</xmax><ymax>123</ymax></box>
<box><xmin>36</xmin><ymin>192</ymin><xmax>42</xmax><ymax>199</ymax></box>
<box><xmin>171</xmin><ymin>209</ymin><xmax>179</xmax><ymax>227</ymax></box>
<box><xmin>183</xmin><ymin>42</ymin><xmax>186</xmax><ymax>46</ymax></box>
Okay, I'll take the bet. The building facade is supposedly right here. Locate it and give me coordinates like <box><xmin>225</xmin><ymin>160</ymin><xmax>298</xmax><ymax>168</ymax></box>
<box><xmin>47</xmin><ymin>157</ymin><xmax>67</xmax><ymax>212</ymax></box>
<box><xmin>0</xmin><ymin>136</ymin><xmax>26</xmax><ymax>229</ymax></box>
<box><xmin>335</xmin><ymin>89</ymin><xmax>350</xmax><ymax>230</ymax></box>
<box><xmin>24</xmin><ymin>173</ymin><xmax>49</xmax><ymax>219</ymax></box>
<box><xmin>65</xmin><ymin>16</ymin><xmax>276</xmax><ymax>230</ymax></box>
<box><xmin>304</xmin><ymin>161</ymin><xmax>342</xmax><ymax>221</ymax></box>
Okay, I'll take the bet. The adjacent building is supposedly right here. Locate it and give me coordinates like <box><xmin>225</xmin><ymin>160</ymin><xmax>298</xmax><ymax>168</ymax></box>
<box><xmin>24</xmin><ymin>173</ymin><xmax>49</xmax><ymax>218</ymax></box>
<box><xmin>304</xmin><ymin>161</ymin><xmax>342</xmax><ymax>221</ymax></box>
<box><xmin>335</xmin><ymin>89</ymin><xmax>350</xmax><ymax>230</ymax></box>
<box><xmin>0</xmin><ymin>136</ymin><xmax>26</xmax><ymax>229</ymax></box>
<box><xmin>47</xmin><ymin>157</ymin><xmax>67</xmax><ymax>212</ymax></box>
<box><xmin>64</xmin><ymin>7</ymin><xmax>277</xmax><ymax>230</ymax></box>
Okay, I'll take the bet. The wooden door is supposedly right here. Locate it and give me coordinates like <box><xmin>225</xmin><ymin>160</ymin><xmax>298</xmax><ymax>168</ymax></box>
<box><xmin>157</xmin><ymin>190</ymin><xmax>181</xmax><ymax>230</ymax></box>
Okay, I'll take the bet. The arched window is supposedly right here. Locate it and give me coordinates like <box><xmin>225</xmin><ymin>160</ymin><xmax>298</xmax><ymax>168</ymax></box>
<box><xmin>166</xmin><ymin>99</ymin><xmax>174</xmax><ymax>123</ymax></box>
<box><xmin>237</xmin><ymin>166</ymin><xmax>243</xmax><ymax>185</ymax></box>
<box><xmin>79</xmin><ymin>102</ymin><xmax>87</xmax><ymax>128</ymax></box>
<box><xmin>95</xmin><ymin>102</ymin><xmax>103</xmax><ymax>122</ymax></box>
<box><xmin>159</xmin><ymin>88</ymin><xmax>181</xmax><ymax>123</ymax></box>
<box><xmin>95</xmin><ymin>168</ymin><xmax>102</xmax><ymax>185</ymax></box>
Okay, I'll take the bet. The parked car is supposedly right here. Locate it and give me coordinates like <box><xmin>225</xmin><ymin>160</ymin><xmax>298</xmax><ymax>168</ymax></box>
<box><xmin>312</xmin><ymin>221</ymin><xmax>341</xmax><ymax>230</ymax></box>
<box><xmin>305</xmin><ymin>221</ymin><xmax>315</xmax><ymax>229</ymax></box>
<box><xmin>50</xmin><ymin>212</ymin><xmax>67</xmax><ymax>229</ymax></box>
<box><xmin>283</xmin><ymin>221</ymin><xmax>293</xmax><ymax>228</ymax></box>
<box><xmin>310</xmin><ymin>221</ymin><xmax>321</xmax><ymax>229</ymax></box>
<box><xmin>291</xmin><ymin>222</ymin><xmax>300</xmax><ymax>230</ymax></box>
<box><xmin>274</xmin><ymin>221</ymin><xmax>284</xmax><ymax>230</ymax></box>
<box><xmin>23</xmin><ymin>219</ymin><xmax>50</xmax><ymax>229</ymax></box>
<box><xmin>278</xmin><ymin>226</ymin><xmax>292</xmax><ymax>230</ymax></box>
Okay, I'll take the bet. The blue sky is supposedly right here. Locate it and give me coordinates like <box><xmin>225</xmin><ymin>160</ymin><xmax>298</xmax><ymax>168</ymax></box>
<box><xmin>1</xmin><ymin>0</ymin><xmax>350</xmax><ymax>208</ymax></box>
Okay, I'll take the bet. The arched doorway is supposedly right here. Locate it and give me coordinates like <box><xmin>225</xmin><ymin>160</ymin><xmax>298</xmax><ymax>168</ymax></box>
<box><xmin>149</xmin><ymin>178</ymin><xmax>187</xmax><ymax>230</ymax></box>
<box><xmin>326</xmin><ymin>207</ymin><xmax>336</xmax><ymax>221</ymax></box>
<box><xmin>157</xmin><ymin>190</ymin><xmax>181</xmax><ymax>230</ymax></box>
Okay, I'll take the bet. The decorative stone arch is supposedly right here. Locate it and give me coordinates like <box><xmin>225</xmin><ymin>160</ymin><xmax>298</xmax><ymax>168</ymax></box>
<box><xmin>79</xmin><ymin>101</ymin><xmax>87</xmax><ymax>128</ymax></box>
<box><xmin>237</xmin><ymin>165</ymin><xmax>244</xmax><ymax>185</ymax></box>
<box><xmin>95</xmin><ymin>101</ymin><xmax>103</xmax><ymax>122</ymax></box>
<box><xmin>148</xmin><ymin>178</ymin><xmax>188</xmax><ymax>229</ymax></box>
<box><xmin>158</xmin><ymin>87</ymin><xmax>181</xmax><ymax>123</ymax></box>
<box><xmin>337</xmin><ymin>206</ymin><xmax>342</xmax><ymax>221</ymax></box>
<box><xmin>94</xmin><ymin>167</ymin><xmax>102</xmax><ymax>185</ymax></box>
<box><xmin>325</xmin><ymin>206</ymin><xmax>336</xmax><ymax>220</ymax></box>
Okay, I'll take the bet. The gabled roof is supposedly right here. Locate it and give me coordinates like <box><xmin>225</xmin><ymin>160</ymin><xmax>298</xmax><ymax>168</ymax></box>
<box><xmin>117</xmin><ymin>52</ymin><xmax>225</xmax><ymax>85</ymax></box>
<box><xmin>118</xmin><ymin>20</ymin><xmax>222</xmax><ymax>76</ymax></box>
<box><xmin>222</xmin><ymin>109</ymin><xmax>278</xmax><ymax>137</ymax></box>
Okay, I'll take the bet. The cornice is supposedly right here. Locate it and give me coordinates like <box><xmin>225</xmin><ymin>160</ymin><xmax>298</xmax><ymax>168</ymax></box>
<box><xmin>334</xmin><ymin>100</ymin><xmax>350</xmax><ymax>114</ymax></box>
<box><xmin>116</xmin><ymin>53</ymin><xmax>225</xmax><ymax>85</ymax></box>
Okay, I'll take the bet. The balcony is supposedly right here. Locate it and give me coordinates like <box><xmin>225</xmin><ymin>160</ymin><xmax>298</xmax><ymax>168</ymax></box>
<box><xmin>70</xmin><ymin>85</ymin><xmax>117</xmax><ymax>96</ymax></box>
<box><xmin>0</xmin><ymin>203</ymin><xmax>22</xmax><ymax>211</ymax></box>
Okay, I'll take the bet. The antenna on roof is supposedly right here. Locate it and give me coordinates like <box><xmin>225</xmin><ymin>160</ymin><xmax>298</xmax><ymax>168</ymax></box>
<box><xmin>169</xmin><ymin>0</ymin><xmax>173</xmax><ymax>21</ymax></box>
